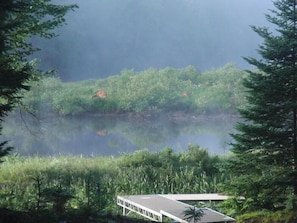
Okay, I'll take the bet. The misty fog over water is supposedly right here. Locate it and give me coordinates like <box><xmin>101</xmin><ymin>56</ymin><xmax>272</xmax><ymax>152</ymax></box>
<box><xmin>4</xmin><ymin>1</ymin><xmax>275</xmax><ymax>156</ymax></box>
<box><xmin>3</xmin><ymin>114</ymin><xmax>236</xmax><ymax>156</ymax></box>
<box><xmin>33</xmin><ymin>0</ymin><xmax>274</xmax><ymax>81</ymax></box>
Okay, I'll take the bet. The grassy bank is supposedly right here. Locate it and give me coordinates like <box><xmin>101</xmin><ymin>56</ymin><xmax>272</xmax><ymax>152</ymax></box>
<box><xmin>1</xmin><ymin>145</ymin><xmax>296</xmax><ymax>222</ymax></box>
<box><xmin>0</xmin><ymin>146</ymin><xmax>230</xmax><ymax>222</ymax></box>
<box><xmin>21</xmin><ymin>63</ymin><xmax>246</xmax><ymax>116</ymax></box>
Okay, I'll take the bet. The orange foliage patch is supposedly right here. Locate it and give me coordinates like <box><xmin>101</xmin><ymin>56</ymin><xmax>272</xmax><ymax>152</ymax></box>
<box><xmin>92</xmin><ymin>90</ymin><xmax>107</xmax><ymax>98</ymax></box>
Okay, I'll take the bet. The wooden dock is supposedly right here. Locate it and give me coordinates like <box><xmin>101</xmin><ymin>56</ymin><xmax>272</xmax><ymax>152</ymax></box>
<box><xmin>117</xmin><ymin>194</ymin><xmax>235</xmax><ymax>223</ymax></box>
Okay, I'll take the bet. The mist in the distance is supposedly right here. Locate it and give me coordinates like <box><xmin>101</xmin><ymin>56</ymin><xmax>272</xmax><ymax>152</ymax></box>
<box><xmin>33</xmin><ymin>0</ymin><xmax>274</xmax><ymax>81</ymax></box>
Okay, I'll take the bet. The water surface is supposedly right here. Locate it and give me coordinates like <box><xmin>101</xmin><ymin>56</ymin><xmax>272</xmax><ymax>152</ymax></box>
<box><xmin>2</xmin><ymin>113</ymin><xmax>237</xmax><ymax>156</ymax></box>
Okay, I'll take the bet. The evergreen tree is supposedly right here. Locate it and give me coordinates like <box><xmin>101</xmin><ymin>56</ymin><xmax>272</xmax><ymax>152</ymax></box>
<box><xmin>227</xmin><ymin>0</ymin><xmax>297</xmax><ymax>212</ymax></box>
<box><xmin>0</xmin><ymin>1</ymin><xmax>77</xmax><ymax>162</ymax></box>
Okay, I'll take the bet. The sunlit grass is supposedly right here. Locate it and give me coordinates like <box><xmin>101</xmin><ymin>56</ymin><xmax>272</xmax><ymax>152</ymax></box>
<box><xmin>0</xmin><ymin>154</ymin><xmax>117</xmax><ymax>184</ymax></box>
<box><xmin>0</xmin><ymin>146</ymin><xmax>228</xmax><ymax>214</ymax></box>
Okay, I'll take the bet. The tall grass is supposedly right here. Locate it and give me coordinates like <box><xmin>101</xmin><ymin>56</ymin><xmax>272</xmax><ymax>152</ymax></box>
<box><xmin>0</xmin><ymin>146</ymin><xmax>230</xmax><ymax>215</ymax></box>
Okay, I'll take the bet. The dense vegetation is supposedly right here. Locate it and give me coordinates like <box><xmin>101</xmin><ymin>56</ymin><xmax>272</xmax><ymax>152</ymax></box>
<box><xmin>0</xmin><ymin>0</ymin><xmax>76</xmax><ymax>162</ymax></box>
<box><xmin>21</xmin><ymin>63</ymin><xmax>246</xmax><ymax>116</ymax></box>
<box><xmin>225</xmin><ymin>0</ymin><xmax>297</xmax><ymax>219</ymax></box>
<box><xmin>1</xmin><ymin>146</ymin><xmax>297</xmax><ymax>223</ymax></box>
<box><xmin>2</xmin><ymin>0</ymin><xmax>297</xmax><ymax>222</ymax></box>
<box><xmin>0</xmin><ymin>146</ymin><xmax>230</xmax><ymax>222</ymax></box>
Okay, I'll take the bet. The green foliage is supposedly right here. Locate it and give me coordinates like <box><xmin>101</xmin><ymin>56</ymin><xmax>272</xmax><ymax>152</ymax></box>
<box><xmin>0</xmin><ymin>1</ymin><xmax>77</xmax><ymax>160</ymax></box>
<box><xmin>0</xmin><ymin>146</ymin><xmax>228</xmax><ymax>217</ymax></box>
<box><xmin>22</xmin><ymin>64</ymin><xmax>246</xmax><ymax>115</ymax></box>
<box><xmin>225</xmin><ymin>0</ymin><xmax>297</xmax><ymax>214</ymax></box>
<box><xmin>183</xmin><ymin>206</ymin><xmax>205</xmax><ymax>223</ymax></box>
<box><xmin>236</xmin><ymin>210</ymin><xmax>297</xmax><ymax>223</ymax></box>
<box><xmin>41</xmin><ymin>184</ymin><xmax>74</xmax><ymax>218</ymax></box>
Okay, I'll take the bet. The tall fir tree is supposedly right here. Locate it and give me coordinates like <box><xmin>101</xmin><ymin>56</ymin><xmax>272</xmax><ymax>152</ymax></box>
<box><xmin>227</xmin><ymin>0</ymin><xmax>297</xmax><ymax>212</ymax></box>
<box><xmin>0</xmin><ymin>1</ymin><xmax>77</xmax><ymax>162</ymax></box>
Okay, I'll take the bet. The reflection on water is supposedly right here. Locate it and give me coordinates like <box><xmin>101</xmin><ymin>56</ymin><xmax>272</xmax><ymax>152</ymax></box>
<box><xmin>2</xmin><ymin>113</ymin><xmax>237</xmax><ymax>156</ymax></box>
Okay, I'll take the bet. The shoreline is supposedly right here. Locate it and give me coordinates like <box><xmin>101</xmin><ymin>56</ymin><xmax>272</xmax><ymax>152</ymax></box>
<box><xmin>78</xmin><ymin>111</ymin><xmax>239</xmax><ymax>122</ymax></box>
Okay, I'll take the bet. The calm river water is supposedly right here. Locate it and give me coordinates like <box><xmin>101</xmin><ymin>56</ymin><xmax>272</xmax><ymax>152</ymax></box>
<box><xmin>2</xmin><ymin>113</ymin><xmax>237</xmax><ymax>156</ymax></box>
